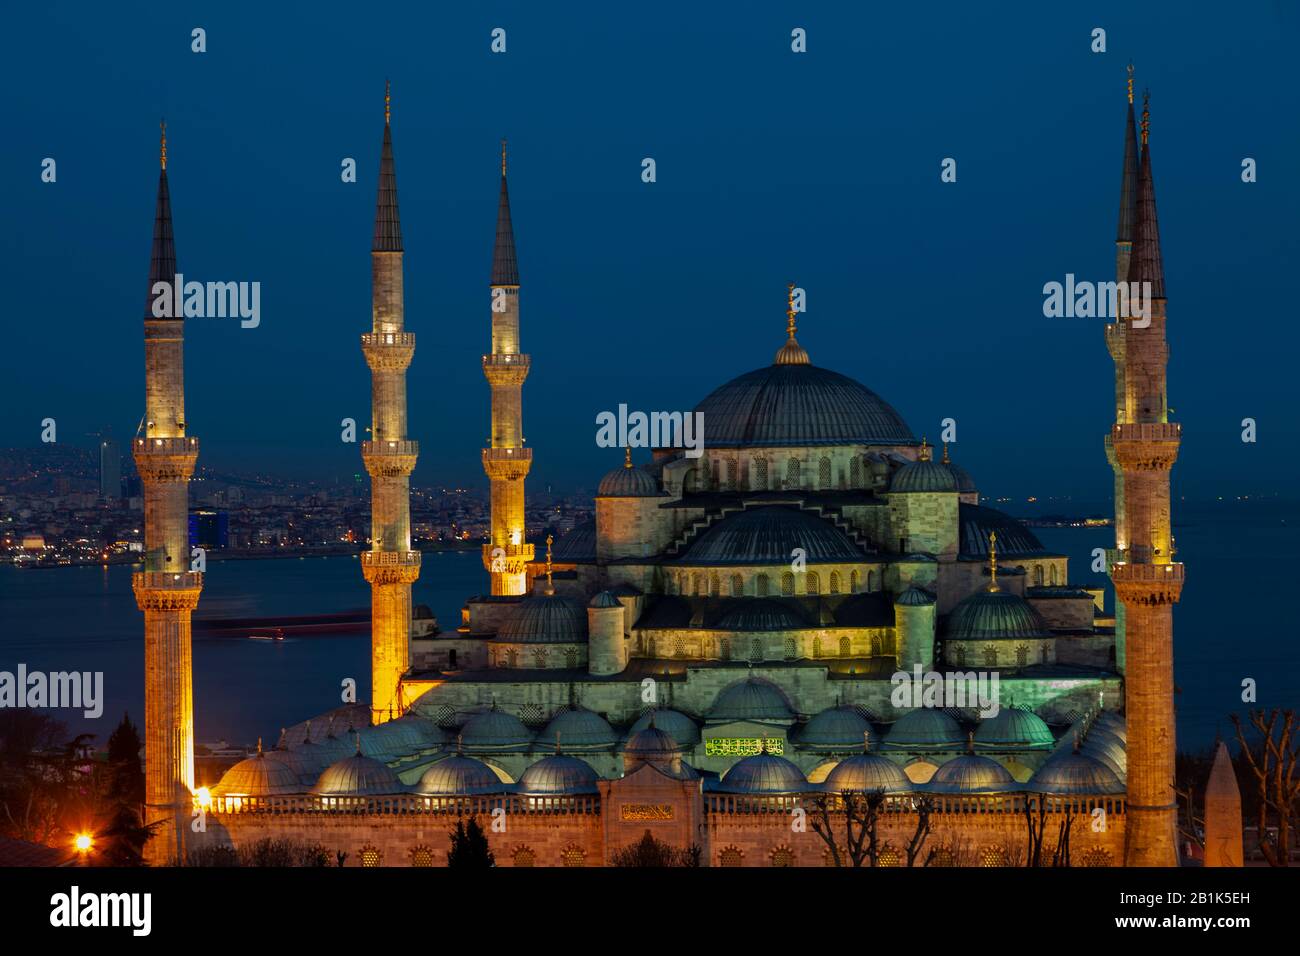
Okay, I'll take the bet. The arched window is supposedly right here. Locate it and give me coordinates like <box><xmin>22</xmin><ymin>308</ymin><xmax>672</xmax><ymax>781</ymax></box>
<box><xmin>506</xmin><ymin>649</ymin><xmax>518</xmax><ymax>668</ymax></box>
<box><xmin>1034</xmin><ymin>565</ymin><xmax>1044</xmax><ymax>587</ymax></box>
<box><xmin>983</xmin><ymin>645</ymin><xmax>998</xmax><ymax>667</ymax></box>
<box><xmin>849</xmin><ymin>457</ymin><xmax>861</xmax><ymax>487</ymax></box>
<box><xmin>673</xmin><ymin>636</ymin><xmax>685</xmax><ymax>658</ymax></box>
<box><xmin>562</xmin><ymin>845</ymin><xmax>586</xmax><ymax>867</ymax></box>
<box><xmin>829</xmin><ymin>571</ymin><xmax>841</xmax><ymax>594</ymax></box>
<box><xmin>720</xmin><ymin>638</ymin><xmax>730</xmax><ymax>660</ymax></box>
<box><xmin>730</xmin><ymin>573</ymin><xmax>743</xmax><ymax>596</ymax></box>
<box><xmin>534</xmin><ymin>648</ymin><xmax>548</xmax><ymax>669</ymax></box>
<box><xmin>753</xmin><ymin>457</ymin><xmax>768</xmax><ymax>489</ymax></box>
<box><xmin>867</xmin><ymin>570</ymin><xmax>876</xmax><ymax>592</ymax></box>
<box><xmin>781</xmin><ymin>572</ymin><xmax>795</xmax><ymax>596</ymax></box>
<box><xmin>818</xmin><ymin>457</ymin><xmax>832</xmax><ymax>489</ymax></box>
<box><xmin>1050</xmin><ymin>564</ymin><xmax>1059</xmax><ymax>586</ymax></box>
<box><xmin>359</xmin><ymin>845</ymin><xmax>382</xmax><ymax>867</ymax></box>
<box><xmin>850</xmin><ymin>570</ymin><xmax>860</xmax><ymax>593</ymax></box>
<box><xmin>927</xmin><ymin>846</ymin><xmax>956</xmax><ymax>867</ymax></box>
<box><xmin>513</xmin><ymin>846</ymin><xmax>536</xmax><ymax>867</ymax></box>
<box><xmin>647</xmin><ymin>637</ymin><xmax>657</xmax><ymax>657</ymax></box>
<box><xmin>1041</xmin><ymin>643</ymin><xmax>1050</xmax><ymax>664</ymax></box>
<box><xmin>409</xmin><ymin>845</ymin><xmax>435</xmax><ymax>867</ymax></box>
<box><xmin>750</xmin><ymin>638</ymin><xmax>763</xmax><ymax>662</ymax></box>
<box><xmin>805</xmin><ymin>571</ymin><xmax>820</xmax><ymax>595</ymax></box>
<box><xmin>1016</xmin><ymin>645</ymin><xmax>1029</xmax><ymax>667</ymax></box>
<box><xmin>719</xmin><ymin>846</ymin><xmax>743</xmax><ymax>867</ymax></box>
<box><xmin>709</xmin><ymin>572</ymin><xmax>721</xmax><ymax>597</ymax></box>
<box><xmin>813</xmin><ymin>637</ymin><xmax>823</xmax><ymax>657</ymax></box>
<box><xmin>693</xmin><ymin>573</ymin><xmax>704</xmax><ymax>596</ymax></box>
<box><xmin>1082</xmin><ymin>847</ymin><xmax>1112</xmax><ymax>868</ymax></box>
<box><xmin>786</xmin><ymin>458</ymin><xmax>801</xmax><ymax>486</ymax></box>
<box><xmin>710</xmin><ymin>459</ymin><xmax>720</xmax><ymax>489</ymax></box>
<box><xmin>839</xmin><ymin>636</ymin><xmax>851</xmax><ymax>657</ymax></box>
<box><xmin>870</xmin><ymin>634</ymin><xmax>883</xmax><ymax>657</ymax></box>
<box><xmin>756</xmin><ymin>574</ymin><xmax>770</xmax><ymax>597</ymax></box>
<box><xmin>565</xmin><ymin>648</ymin><xmax>578</xmax><ymax>669</ymax></box>
<box><xmin>955</xmin><ymin>645</ymin><xmax>967</xmax><ymax>666</ymax></box>
<box><xmin>784</xmin><ymin>637</ymin><xmax>797</xmax><ymax>659</ymax></box>
<box><xmin>770</xmin><ymin>845</ymin><xmax>795</xmax><ymax>867</ymax></box>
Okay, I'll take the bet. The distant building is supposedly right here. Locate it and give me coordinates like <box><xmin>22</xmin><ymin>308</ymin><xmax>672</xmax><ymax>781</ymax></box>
<box><xmin>189</xmin><ymin>510</ymin><xmax>229</xmax><ymax>550</ymax></box>
<box><xmin>99</xmin><ymin>437</ymin><xmax>121</xmax><ymax>500</ymax></box>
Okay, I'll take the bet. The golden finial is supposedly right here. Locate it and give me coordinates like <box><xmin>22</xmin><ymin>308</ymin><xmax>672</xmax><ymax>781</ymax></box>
<box><xmin>355</xmin><ymin>732</ymin><xmax>362</xmax><ymax>755</ymax></box>
<box><xmin>1127</xmin><ymin>63</ymin><xmax>1134</xmax><ymax>105</ymax></box>
<box><xmin>967</xmin><ymin>730</ymin><xmax>975</xmax><ymax>754</ymax></box>
<box><xmin>159</xmin><ymin>119</ymin><xmax>167</xmax><ymax>171</ymax></box>
<box><xmin>501</xmin><ymin>138</ymin><xmax>507</xmax><ymax>176</ymax></box>
<box><xmin>941</xmin><ymin>442</ymin><xmax>950</xmax><ymax>464</ymax></box>
<box><xmin>863</xmin><ymin>729</ymin><xmax>871</xmax><ymax>753</ymax></box>
<box><xmin>555</xmin><ymin>731</ymin><xmax>563</xmax><ymax>755</ymax></box>
<box><xmin>1140</xmin><ymin>89</ymin><xmax>1150</xmax><ymax>145</ymax></box>
<box><xmin>786</xmin><ymin>282</ymin><xmax>797</xmax><ymax>338</ymax></box>
<box><xmin>256</xmin><ymin>737</ymin><xmax>263</xmax><ymax>756</ymax></box>
<box><xmin>544</xmin><ymin>533</ymin><xmax>555</xmax><ymax>594</ymax></box>
<box><xmin>988</xmin><ymin>530</ymin><xmax>1000</xmax><ymax>592</ymax></box>
<box><xmin>384</xmin><ymin>79</ymin><xmax>391</xmax><ymax>125</ymax></box>
<box><xmin>624</xmin><ymin>446</ymin><xmax>632</xmax><ymax>469</ymax></box>
<box><xmin>919</xmin><ymin>437</ymin><xmax>931</xmax><ymax>462</ymax></box>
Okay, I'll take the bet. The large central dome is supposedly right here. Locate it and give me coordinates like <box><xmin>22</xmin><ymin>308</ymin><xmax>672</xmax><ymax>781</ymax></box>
<box><xmin>692</xmin><ymin>363</ymin><xmax>914</xmax><ymax>448</ymax></box>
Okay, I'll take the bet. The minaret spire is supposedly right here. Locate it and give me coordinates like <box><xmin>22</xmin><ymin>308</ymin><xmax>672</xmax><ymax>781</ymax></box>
<box><xmin>774</xmin><ymin>281</ymin><xmax>810</xmax><ymax>365</ymax></box>
<box><xmin>492</xmin><ymin>139</ymin><xmax>519</xmax><ymax>286</ymax></box>
<box><xmin>361</xmin><ymin>82</ymin><xmax>420</xmax><ymax>724</ymax></box>
<box><xmin>1129</xmin><ymin>92</ymin><xmax>1165</xmax><ymax>300</ymax></box>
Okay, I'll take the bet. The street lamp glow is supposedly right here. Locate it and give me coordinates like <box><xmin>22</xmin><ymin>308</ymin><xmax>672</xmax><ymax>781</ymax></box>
<box><xmin>74</xmin><ymin>833</ymin><xmax>92</xmax><ymax>853</ymax></box>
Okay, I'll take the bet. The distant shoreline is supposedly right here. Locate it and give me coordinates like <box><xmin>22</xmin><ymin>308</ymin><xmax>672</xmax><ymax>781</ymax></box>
<box><xmin>9</xmin><ymin>542</ymin><xmax>481</xmax><ymax>571</ymax></box>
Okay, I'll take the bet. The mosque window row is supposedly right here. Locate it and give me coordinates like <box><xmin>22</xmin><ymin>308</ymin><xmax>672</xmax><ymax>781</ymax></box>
<box><xmin>669</xmin><ymin>566</ymin><xmax>880</xmax><ymax>598</ymax></box>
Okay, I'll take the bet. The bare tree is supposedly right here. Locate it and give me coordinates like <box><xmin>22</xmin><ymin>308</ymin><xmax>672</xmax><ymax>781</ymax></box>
<box><xmin>902</xmin><ymin>794</ymin><xmax>935</xmax><ymax>866</ymax></box>
<box><xmin>806</xmin><ymin>789</ymin><xmax>886</xmax><ymax>867</ymax></box>
<box><xmin>1231</xmin><ymin>709</ymin><xmax>1299</xmax><ymax>867</ymax></box>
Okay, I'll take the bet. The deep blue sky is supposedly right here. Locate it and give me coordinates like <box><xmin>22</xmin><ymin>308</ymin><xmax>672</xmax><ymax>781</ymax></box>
<box><xmin>3</xmin><ymin>2</ymin><xmax>1296</xmax><ymax>500</ymax></box>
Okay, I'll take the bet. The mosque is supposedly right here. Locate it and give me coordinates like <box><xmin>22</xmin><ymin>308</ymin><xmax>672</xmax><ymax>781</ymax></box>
<box><xmin>137</xmin><ymin>75</ymin><xmax>1223</xmax><ymax>867</ymax></box>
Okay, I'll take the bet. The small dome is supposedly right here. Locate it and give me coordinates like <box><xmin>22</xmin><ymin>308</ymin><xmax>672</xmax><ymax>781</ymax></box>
<box><xmin>974</xmin><ymin>708</ymin><xmax>1054</xmax><ymax>751</ymax></box>
<box><xmin>823</xmin><ymin>753</ymin><xmax>912</xmax><ymax>793</ymax></box>
<box><xmin>312</xmin><ymin>752</ymin><xmax>404</xmax><ymax>796</ymax></box>
<box><xmin>416</xmin><ymin>754</ymin><xmax>504</xmax><ymax>796</ymax></box>
<box><xmin>1093</xmin><ymin>712</ymin><xmax>1127</xmax><ymax>742</ymax></box>
<box><xmin>626</xmin><ymin>708</ymin><xmax>701</xmax><ymax>746</ymax></box>
<box><xmin>894</xmin><ymin>586</ymin><xmax>936</xmax><ymax>607</ymax></box>
<box><xmin>925</xmin><ymin>754</ymin><xmax>1017</xmax><ymax>793</ymax></box>
<box><xmin>946</xmin><ymin>589</ymin><xmax>1052</xmax><ymax>641</ymax></box>
<box><xmin>358</xmin><ymin>715</ymin><xmax>444</xmax><ymax>760</ymax></box>
<box><xmin>541</xmin><ymin>708</ymin><xmax>617</xmax><ymax>751</ymax></box>
<box><xmin>882</xmin><ymin>710</ymin><xmax>964</xmax><ymax>751</ymax></box>
<box><xmin>1028</xmin><ymin>751</ymin><xmax>1124</xmax><ymax>795</ymax></box>
<box><xmin>518</xmin><ymin>754</ymin><xmax>600</xmax><ymax>795</ymax></box>
<box><xmin>552</xmin><ymin>520</ymin><xmax>597</xmax><ymax>563</ymax></box>
<box><xmin>624</xmin><ymin>724</ymin><xmax>681</xmax><ymax>759</ymax></box>
<box><xmin>598</xmin><ymin>460</ymin><xmax>662</xmax><ymax>497</ymax></box>
<box><xmin>716</xmin><ymin>598</ymin><xmax>809</xmax><ymax>631</ymax></box>
<box><xmin>676</xmin><ymin>506</ymin><xmax>865</xmax><ymax>566</ymax></box>
<box><xmin>945</xmin><ymin>461</ymin><xmax>977</xmax><ymax>494</ymax></box>
<box><xmin>891</xmin><ymin>459</ymin><xmax>958</xmax><ymax>494</ymax></box>
<box><xmin>708</xmin><ymin>678</ymin><xmax>794</xmax><ymax>722</ymax></box>
<box><xmin>263</xmin><ymin>745</ymin><xmax>324</xmax><ymax>783</ymax></box>
<box><xmin>958</xmin><ymin>503</ymin><xmax>1046</xmax><ymax>558</ymax></box>
<box><xmin>719</xmin><ymin>751</ymin><xmax>807</xmax><ymax>794</ymax></box>
<box><xmin>1079</xmin><ymin>727</ymin><xmax>1127</xmax><ymax>777</ymax></box>
<box><xmin>798</xmin><ymin>707</ymin><xmax>872</xmax><ymax>752</ymax></box>
<box><xmin>588</xmin><ymin>591</ymin><xmax>621</xmax><ymax>609</ymax></box>
<box><xmin>459</xmin><ymin>706</ymin><xmax>534</xmax><ymax>751</ymax></box>
<box><xmin>496</xmin><ymin>593</ymin><xmax>588</xmax><ymax>644</ymax></box>
<box><xmin>213</xmin><ymin>749</ymin><xmax>302</xmax><ymax>797</ymax></box>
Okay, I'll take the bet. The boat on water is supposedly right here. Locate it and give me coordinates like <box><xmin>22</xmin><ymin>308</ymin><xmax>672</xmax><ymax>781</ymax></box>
<box><xmin>247</xmin><ymin>627</ymin><xmax>285</xmax><ymax>641</ymax></box>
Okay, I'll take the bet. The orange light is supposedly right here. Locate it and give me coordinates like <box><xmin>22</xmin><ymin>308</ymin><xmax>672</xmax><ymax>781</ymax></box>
<box><xmin>194</xmin><ymin>786</ymin><xmax>212</xmax><ymax>810</ymax></box>
<box><xmin>74</xmin><ymin>833</ymin><xmax>93</xmax><ymax>852</ymax></box>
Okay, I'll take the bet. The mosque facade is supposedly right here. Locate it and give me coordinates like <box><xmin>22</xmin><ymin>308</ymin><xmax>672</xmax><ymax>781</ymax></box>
<box><xmin>168</xmin><ymin>78</ymin><xmax>1189</xmax><ymax>866</ymax></box>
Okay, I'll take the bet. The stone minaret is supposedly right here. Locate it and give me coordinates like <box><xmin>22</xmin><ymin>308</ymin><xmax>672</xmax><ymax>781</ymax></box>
<box><xmin>481</xmin><ymin>140</ymin><xmax>533</xmax><ymax>595</ymax></box>
<box><xmin>133</xmin><ymin>121</ymin><xmax>201</xmax><ymax>865</ymax></box>
<box><xmin>1111</xmin><ymin>92</ymin><xmax>1183</xmax><ymax>867</ymax></box>
<box><xmin>1105</xmin><ymin>65</ymin><xmax>1140</xmax><ymax>675</ymax></box>
<box><xmin>361</xmin><ymin>83</ymin><xmax>420</xmax><ymax>724</ymax></box>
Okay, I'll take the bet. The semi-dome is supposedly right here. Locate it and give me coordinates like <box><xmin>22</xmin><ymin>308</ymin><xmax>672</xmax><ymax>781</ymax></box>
<box><xmin>716</xmin><ymin>598</ymin><xmax>809</xmax><ymax>631</ymax></box>
<box><xmin>890</xmin><ymin>459</ymin><xmax>958</xmax><ymax>494</ymax></box>
<box><xmin>213</xmin><ymin>746</ymin><xmax>303</xmax><ymax>797</ymax></box>
<box><xmin>676</xmin><ymin>506</ymin><xmax>864</xmax><ymax>566</ymax></box>
<box><xmin>459</xmin><ymin>706</ymin><xmax>534</xmax><ymax>751</ymax></box>
<box><xmin>719</xmin><ymin>750</ymin><xmax>807</xmax><ymax>794</ymax></box>
<box><xmin>552</xmin><ymin>520</ymin><xmax>596</xmax><ymax>563</ymax></box>
<box><xmin>416</xmin><ymin>754</ymin><xmax>504</xmax><ymax>796</ymax></box>
<box><xmin>958</xmin><ymin>503</ymin><xmax>1046</xmax><ymax>557</ymax></box>
<box><xmin>946</xmin><ymin>589</ymin><xmax>1053</xmax><ymax>641</ymax></box>
<box><xmin>1028</xmin><ymin>751</ymin><xmax>1124</xmax><ymax>795</ymax></box>
<box><xmin>925</xmin><ymin>754</ymin><xmax>1017</xmax><ymax>793</ymax></box>
<box><xmin>541</xmin><ymin>708</ymin><xmax>617</xmax><ymax>751</ymax></box>
<box><xmin>624</xmin><ymin>723</ymin><xmax>681</xmax><ymax>759</ymax></box>
<box><xmin>708</xmin><ymin>678</ymin><xmax>794</xmax><ymax>722</ymax></box>
<box><xmin>597</xmin><ymin>458</ymin><xmax>662</xmax><ymax>497</ymax></box>
<box><xmin>798</xmin><ymin>706</ymin><xmax>872</xmax><ymax>752</ymax></box>
<box><xmin>517</xmin><ymin>753</ymin><xmax>600</xmax><ymax>795</ymax></box>
<box><xmin>823</xmin><ymin>753</ymin><xmax>912</xmax><ymax>793</ymax></box>
<box><xmin>974</xmin><ymin>708</ymin><xmax>1054</xmax><ymax>751</ymax></box>
<box><xmin>894</xmin><ymin>586</ymin><xmax>936</xmax><ymax>607</ymax></box>
<box><xmin>945</xmin><ymin>462</ymin><xmax>977</xmax><ymax>494</ymax></box>
<box><xmin>588</xmin><ymin>590</ymin><xmax>621</xmax><ymax>609</ymax></box>
<box><xmin>312</xmin><ymin>752</ymin><xmax>404</xmax><ymax>797</ymax></box>
<box><xmin>692</xmin><ymin>362</ymin><xmax>915</xmax><ymax>448</ymax></box>
<box><xmin>626</xmin><ymin>708</ymin><xmax>701</xmax><ymax>746</ymax></box>
<box><xmin>882</xmin><ymin>709</ymin><xmax>964</xmax><ymax>751</ymax></box>
<box><xmin>496</xmin><ymin>593</ymin><xmax>588</xmax><ymax>644</ymax></box>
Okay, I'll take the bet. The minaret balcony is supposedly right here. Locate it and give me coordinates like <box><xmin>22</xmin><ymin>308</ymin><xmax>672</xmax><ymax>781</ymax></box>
<box><xmin>361</xmin><ymin>332</ymin><xmax>415</xmax><ymax>371</ymax></box>
<box><xmin>1111</xmin><ymin>423</ymin><xmax>1180</xmax><ymax>470</ymax></box>
<box><xmin>1111</xmin><ymin>561</ymin><xmax>1184</xmax><ymax>606</ymax></box>
<box><xmin>482</xmin><ymin>353</ymin><xmax>530</xmax><ymax>386</ymax></box>
<box><xmin>133</xmin><ymin>437</ymin><xmax>199</xmax><ymax>482</ymax></box>
<box><xmin>482</xmin><ymin>446</ymin><xmax>533</xmax><ymax>480</ymax></box>
<box><xmin>481</xmin><ymin>542</ymin><xmax>534</xmax><ymax>574</ymax></box>
<box><xmin>132</xmin><ymin>570</ymin><xmax>204</xmax><ymax>610</ymax></box>
<box><xmin>360</xmin><ymin>549</ymin><xmax>421</xmax><ymax>585</ymax></box>
<box><xmin>361</xmin><ymin>440</ymin><xmax>419</xmax><ymax>478</ymax></box>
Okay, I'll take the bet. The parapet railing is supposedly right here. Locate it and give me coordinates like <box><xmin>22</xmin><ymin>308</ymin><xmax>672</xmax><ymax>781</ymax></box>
<box><xmin>704</xmin><ymin>793</ymin><xmax>1126</xmax><ymax>817</ymax></box>
<box><xmin>134</xmin><ymin>437</ymin><xmax>199</xmax><ymax>454</ymax></box>
<box><xmin>361</xmin><ymin>332</ymin><xmax>415</xmax><ymax>347</ymax></box>
<box><xmin>208</xmin><ymin>793</ymin><xmax>599</xmax><ymax>816</ymax></box>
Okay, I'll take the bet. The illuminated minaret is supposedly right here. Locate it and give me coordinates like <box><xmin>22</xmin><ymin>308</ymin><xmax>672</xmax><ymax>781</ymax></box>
<box><xmin>481</xmin><ymin>139</ymin><xmax>533</xmax><ymax>595</ymax></box>
<box><xmin>1105</xmin><ymin>64</ymin><xmax>1140</xmax><ymax>673</ymax></box>
<box><xmin>361</xmin><ymin>83</ymin><xmax>420</xmax><ymax>724</ymax></box>
<box><xmin>1111</xmin><ymin>92</ymin><xmax>1183</xmax><ymax>867</ymax></box>
<box><xmin>133</xmin><ymin>121</ymin><xmax>201</xmax><ymax>864</ymax></box>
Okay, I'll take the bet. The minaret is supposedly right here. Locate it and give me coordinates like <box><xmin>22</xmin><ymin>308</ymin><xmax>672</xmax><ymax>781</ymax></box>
<box><xmin>1111</xmin><ymin>92</ymin><xmax>1183</xmax><ymax>867</ymax></box>
<box><xmin>361</xmin><ymin>82</ymin><xmax>420</xmax><ymax>724</ymax></box>
<box><xmin>1105</xmin><ymin>65</ymin><xmax>1140</xmax><ymax>674</ymax></box>
<box><xmin>133</xmin><ymin>121</ymin><xmax>201</xmax><ymax>865</ymax></box>
<box><xmin>481</xmin><ymin>139</ymin><xmax>533</xmax><ymax>595</ymax></box>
